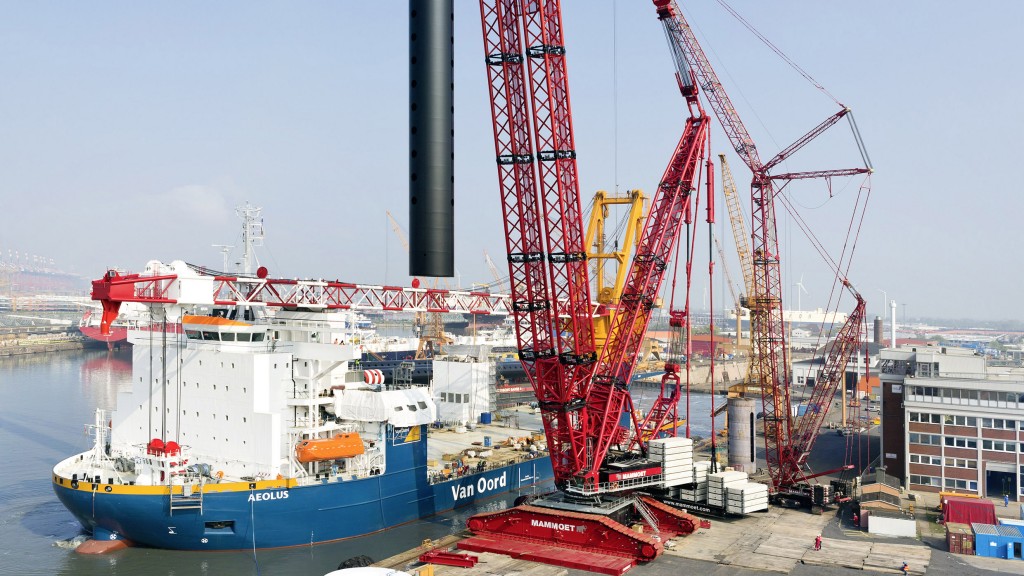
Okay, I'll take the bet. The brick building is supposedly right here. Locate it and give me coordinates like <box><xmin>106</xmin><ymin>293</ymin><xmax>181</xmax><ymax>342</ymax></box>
<box><xmin>879</xmin><ymin>345</ymin><xmax>1024</xmax><ymax>500</ymax></box>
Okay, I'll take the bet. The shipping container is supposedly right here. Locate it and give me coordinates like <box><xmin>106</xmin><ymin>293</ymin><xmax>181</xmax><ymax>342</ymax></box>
<box><xmin>946</xmin><ymin>522</ymin><xmax>975</xmax><ymax>555</ymax></box>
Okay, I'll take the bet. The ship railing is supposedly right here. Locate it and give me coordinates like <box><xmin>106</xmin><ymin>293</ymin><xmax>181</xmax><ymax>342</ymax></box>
<box><xmin>564</xmin><ymin>474</ymin><xmax>667</xmax><ymax>497</ymax></box>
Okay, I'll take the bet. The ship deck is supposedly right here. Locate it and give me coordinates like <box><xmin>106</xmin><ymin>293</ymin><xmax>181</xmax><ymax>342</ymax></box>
<box><xmin>426</xmin><ymin>406</ymin><xmax>546</xmax><ymax>479</ymax></box>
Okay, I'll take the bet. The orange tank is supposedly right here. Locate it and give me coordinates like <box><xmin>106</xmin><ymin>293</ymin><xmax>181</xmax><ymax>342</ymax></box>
<box><xmin>295</xmin><ymin>433</ymin><xmax>365</xmax><ymax>463</ymax></box>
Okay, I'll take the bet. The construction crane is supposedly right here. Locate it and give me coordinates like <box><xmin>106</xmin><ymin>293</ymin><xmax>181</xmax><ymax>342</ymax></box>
<box><xmin>654</xmin><ymin>0</ymin><xmax>872</xmax><ymax>508</ymax></box>
<box><xmin>583</xmin><ymin>189</ymin><xmax>647</xmax><ymax>353</ymax></box>
<box><xmin>719</xmin><ymin>154</ymin><xmax>753</xmax><ymax>300</ymax></box>
<box><xmin>713</xmin><ymin>234</ymin><xmax>745</xmax><ymax>348</ymax></box>
<box><xmin>466</xmin><ymin>0</ymin><xmax>711</xmax><ymax>562</ymax></box>
<box><xmin>482</xmin><ymin>249</ymin><xmax>507</xmax><ymax>292</ymax></box>
<box><xmin>89</xmin><ymin>262</ymin><xmax>512</xmax><ymax>336</ymax></box>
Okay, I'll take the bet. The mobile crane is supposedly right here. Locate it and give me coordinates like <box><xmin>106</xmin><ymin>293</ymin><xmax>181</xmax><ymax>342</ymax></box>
<box><xmin>653</xmin><ymin>0</ymin><xmax>872</xmax><ymax>508</ymax></box>
<box><xmin>464</xmin><ymin>0</ymin><xmax>714</xmax><ymax>565</ymax></box>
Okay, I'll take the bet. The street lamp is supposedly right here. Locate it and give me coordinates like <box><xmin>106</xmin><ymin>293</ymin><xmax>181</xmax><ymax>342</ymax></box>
<box><xmin>876</xmin><ymin>289</ymin><xmax>888</xmax><ymax>318</ymax></box>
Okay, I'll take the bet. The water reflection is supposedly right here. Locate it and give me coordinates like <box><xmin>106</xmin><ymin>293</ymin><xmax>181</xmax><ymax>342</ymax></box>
<box><xmin>78</xmin><ymin>349</ymin><xmax>133</xmax><ymax>411</ymax></box>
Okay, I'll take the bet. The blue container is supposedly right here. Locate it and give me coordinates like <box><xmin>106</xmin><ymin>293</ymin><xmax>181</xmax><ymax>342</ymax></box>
<box><xmin>483</xmin><ymin>436</ymin><xmax>492</xmax><ymax>447</ymax></box>
<box><xmin>480</xmin><ymin>412</ymin><xmax>492</xmax><ymax>424</ymax></box>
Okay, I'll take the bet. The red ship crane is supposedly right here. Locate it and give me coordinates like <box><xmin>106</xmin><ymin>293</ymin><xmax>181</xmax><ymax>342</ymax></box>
<box><xmin>653</xmin><ymin>0</ymin><xmax>872</xmax><ymax>503</ymax></box>
<box><xmin>89</xmin><ymin>263</ymin><xmax>512</xmax><ymax>335</ymax></box>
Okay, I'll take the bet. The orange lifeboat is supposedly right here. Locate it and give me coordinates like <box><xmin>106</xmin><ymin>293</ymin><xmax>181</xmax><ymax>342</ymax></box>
<box><xmin>295</xmin><ymin>433</ymin><xmax>365</xmax><ymax>463</ymax></box>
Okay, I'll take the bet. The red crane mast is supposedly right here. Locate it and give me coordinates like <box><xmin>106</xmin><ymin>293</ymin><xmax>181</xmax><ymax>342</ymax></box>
<box><xmin>653</xmin><ymin>0</ymin><xmax>872</xmax><ymax>495</ymax></box>
<box><xmin>478</xmin><ymin>0</ymin><xmax>595</xmax><ymax>487</ymax></box>
<box><xmin>479</xmin><ymin>0</ymin><xmax>710</xmax><ymax>494</ymax></box>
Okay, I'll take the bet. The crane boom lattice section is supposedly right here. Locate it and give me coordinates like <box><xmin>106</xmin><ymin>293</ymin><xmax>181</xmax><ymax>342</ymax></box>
<box><xmin>586</xmin><ymin>116</ymin><xmax>709</xmax><ymax>485</ymax></box>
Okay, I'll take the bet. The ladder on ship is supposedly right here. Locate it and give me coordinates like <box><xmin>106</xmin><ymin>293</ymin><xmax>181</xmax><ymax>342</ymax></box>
<box><xmin>169</xmin><ymin>481</ymin><xmax>204</xmax><ymax>515</ymax></box>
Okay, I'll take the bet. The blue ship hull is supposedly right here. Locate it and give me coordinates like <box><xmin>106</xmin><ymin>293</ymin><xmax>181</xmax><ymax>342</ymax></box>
<box><xmin>53</xmin><ymin>425</ymin><xmax>552</xmax><ymax>550</ymax></box>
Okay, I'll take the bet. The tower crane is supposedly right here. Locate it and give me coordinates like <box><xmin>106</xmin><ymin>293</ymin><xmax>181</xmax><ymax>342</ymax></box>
<box><xmin>653</xmin><ymin>0</ymin><xmax>872</xmax><ymax>507</ymax></box>
<box><xmin>718</xmin><ymin>154</ymin><xmax>753</xmax><ymax>300</ymax></box>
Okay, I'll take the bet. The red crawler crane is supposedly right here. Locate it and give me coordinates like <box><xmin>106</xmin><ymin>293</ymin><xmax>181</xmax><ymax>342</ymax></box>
<box><xmin>477</xmin><ymin>0</ymin><xmax>708</xmax><ymax>495</ymax></box>
<box><xmin>466</xmin><ymin>0</ymin><xmax>713</xmax><ymax>565</ymax></box>
<box><xmin>653</xmin><ymin>0</ymin><xmax>872</xmax><ymax>507</ymax></box>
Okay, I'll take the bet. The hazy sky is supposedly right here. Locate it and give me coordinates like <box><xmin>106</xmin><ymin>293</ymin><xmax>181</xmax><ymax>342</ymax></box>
<box><xmin>0</xmin><ymin>2</ymin><xmax>1019</xmax><ymax>322</ymax></box>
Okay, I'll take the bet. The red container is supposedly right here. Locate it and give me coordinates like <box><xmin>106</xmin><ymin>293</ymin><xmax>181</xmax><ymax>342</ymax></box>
<box><xmin>946</xmin><ymin>522</ymin><xmax>975</xmax><ymax>555</ymax></box>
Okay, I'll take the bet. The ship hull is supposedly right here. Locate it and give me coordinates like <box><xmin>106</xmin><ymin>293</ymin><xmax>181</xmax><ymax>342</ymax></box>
<box><xmin>53</xmin><ymin>438</ymin><xmax>552</xmax><ymax>550</ymax></box>
<box><xmin>79</xmin><ymin>325</ymin><xmax>128</xmax><ymax>345</ymax></box>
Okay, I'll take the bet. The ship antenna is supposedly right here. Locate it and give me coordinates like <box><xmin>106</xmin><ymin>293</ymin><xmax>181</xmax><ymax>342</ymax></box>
<box><xmin>237</xmin><ymin>202</ymin><xmax>264</xmax><ymax>276</ymax></box>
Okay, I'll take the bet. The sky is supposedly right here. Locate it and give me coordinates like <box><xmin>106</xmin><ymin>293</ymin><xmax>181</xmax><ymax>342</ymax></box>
<box><xmin>0</xmin><ymin>1</ymin><xmax>1020</xmax><ymax>322</ymax></box>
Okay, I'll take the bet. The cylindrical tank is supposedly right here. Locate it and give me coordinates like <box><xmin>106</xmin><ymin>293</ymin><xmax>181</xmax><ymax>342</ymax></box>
<box><xmin>408</xmin><ymin>0</ymin><xmax>454</xmax><ymax>277</ymax></box>
<box><xmin>873</xmin><ymin>316</ymin><xmax>883</xmax><ymax>345</ymax></box>
<box><xmin>727</xmin><ymin>397</ymin><xmax>756</xmax><ymax>473</ymax></box>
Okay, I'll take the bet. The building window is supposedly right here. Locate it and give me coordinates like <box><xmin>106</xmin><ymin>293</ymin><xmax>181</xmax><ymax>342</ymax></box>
<box><xmin>981</xmin><ymin>418</ymin><xmax>1016</xmax><ymax>430</ymax></box>
<box><xmin>910</xmin><ymin>412</ymin><xmax>941</xmax><ymax>424</ymax></box>
<box><xmin>910</xmin><ymin>454</ymin><xmax>942</xmax><ymax>465</ymax></box>
<box><xmin>944</xmin><ymin>436</ymin><xmax>977</xmax><ymax>449</ymax></box>
<box><xmin>943</xmin><ymin>457</ymin><xmax>978</xmax><ymax>469</ymax></box>
<box><xmin>910</xmin><ymin>433</ymin><xmax>941</xmax><ymax>446</ymax></box>
<box><xmin>982</xmin><ymin>439</ymin><xmax>1015</xmax><ymax>452</ymax></box>
<box><xmin>947</xmin><ymin>415</ymin><xmax>977</xmax><ymax>427</ymax></box>
<box><xmin>943</xmin><ymin>478</ymin><xmax>978</xmax><ymax>491</ymax></box>
<box><xmin>910</xmin><ymin>474</ymin><xmax>941</xmax><ymax>487</ymax></box>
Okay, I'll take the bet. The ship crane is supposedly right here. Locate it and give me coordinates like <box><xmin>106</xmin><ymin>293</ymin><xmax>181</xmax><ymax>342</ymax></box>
<box><xmin>89</xmin><ymin>262</ymin><xmax>512</xmax><ymax>335</ymax></box>
<box><xmin>653</xmin><ymin>0</ymin><xmax>872</xmax><ymax>508</ymax></box>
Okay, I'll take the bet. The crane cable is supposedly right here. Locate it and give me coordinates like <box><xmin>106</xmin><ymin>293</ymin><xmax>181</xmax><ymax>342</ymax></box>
<box><xmin>714</xmin><ymin>0</ymin><xmax>843</xmax><ymax>108</ymax></box>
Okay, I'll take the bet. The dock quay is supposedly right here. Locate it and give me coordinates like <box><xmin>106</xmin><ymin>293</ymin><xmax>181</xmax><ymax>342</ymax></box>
<box><xmin>0</xmin><ymin>325</ymin><xmax>84</xmax><ymax>356</ymax></box>
<box><xmin>366</xmin><ymin>465</ymin><xmax>1024</xmax><ymax>576</ymax></box>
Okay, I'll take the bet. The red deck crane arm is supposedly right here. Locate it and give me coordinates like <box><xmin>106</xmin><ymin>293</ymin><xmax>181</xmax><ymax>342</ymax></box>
<box><xmin>90</xmin><ymin>270</ymin><xmax>514</xmax><ymax>335</ymax></box>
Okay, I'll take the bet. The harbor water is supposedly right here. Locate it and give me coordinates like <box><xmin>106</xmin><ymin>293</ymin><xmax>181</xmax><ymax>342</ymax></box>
<box><xmin>0</xmin><ymin>349</ymin><xmax>716</xmax><ymax>576</ymax></box>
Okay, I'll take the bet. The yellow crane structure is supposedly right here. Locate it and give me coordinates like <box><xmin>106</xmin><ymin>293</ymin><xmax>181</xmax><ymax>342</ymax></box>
<box><xmin>583</xmin><ymin>189</ymin><xmax>646</xmax><ymax>351</ymax></box>
<box><xmin>582</xmin><ymin>190</ymin><xmax>663</xmax><ymax>370</ymax></box>
<box><xmin>719</xmin><ymin>154</ymin><xmax>754</xmax><ymax>300</ymax></box>
<box><xmin>719</xmin><ymin>156</ymin><xmax>760</xmax><ymax>397</ymax></box>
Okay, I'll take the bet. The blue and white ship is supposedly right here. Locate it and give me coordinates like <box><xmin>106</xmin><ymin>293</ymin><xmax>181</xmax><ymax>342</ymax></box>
<box><xmin>52</xmin><ymin>262</ymin><xmax>551</xmax><ymax>551</ymax></box>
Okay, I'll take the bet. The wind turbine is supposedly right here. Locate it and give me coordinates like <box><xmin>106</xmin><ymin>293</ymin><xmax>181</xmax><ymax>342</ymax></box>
<box><xmin>794</xmin><ymin>274</ymin><xmax>809</xmax><ymax>311</ymax></box>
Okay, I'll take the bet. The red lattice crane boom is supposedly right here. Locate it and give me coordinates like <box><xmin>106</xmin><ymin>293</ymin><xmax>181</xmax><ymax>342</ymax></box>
<box><xmin>479</xmin><ymin>0</ymin><xmax>594</xmax><ymax>488</ymax></box>
<box><xmin>653</xmin><ymin>0</ymin><xmax>872</xmax><ymax>496</ymax></box>
<box><xmin>784</xmin><ymin>287</ymin><xmax>865</xmax><ymax>486</ymax></box>
<box><xmin>480</xmin><ymin>0</ymin><xmax>711</xmax><ymax>493</ymax></box>
<box><xmin>89</xmin><ymin>263</ymin><xmax>511</xmax><ymax>335</ymax></box>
